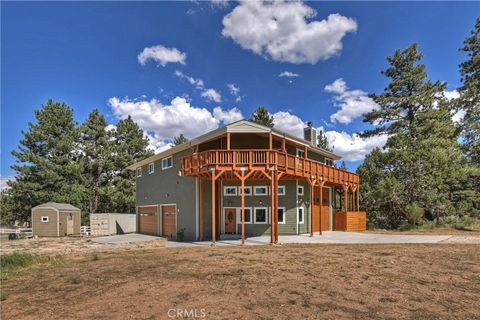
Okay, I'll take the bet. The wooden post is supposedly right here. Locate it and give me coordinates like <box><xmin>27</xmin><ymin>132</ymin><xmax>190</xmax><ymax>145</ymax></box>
<box><xmin>357</xmin><ymin>185</ymin><xmax>360</xmax><ymax>211</ymax></box>
<box><xmin>274</xmin><ymin>171</ymin><xmax>279</xmax><ymax>243</ymax></box>
<box><xmin>200</xmin><ymin>178</ymin><xmax>204</xmax><ymax>240</ymax></box>
<box><xmin>270</xmin><ymin>172</ymin><xmax>275</xmax><ymax>244</ymax></box>
<box><xmin>227</xmin><ymin>133</ymin><xmax>231</xmax><ymax>150</ymax></box>
<box><xmin>241</xmin><ymin>171</ymin><xmax>245</xmax><ymax>245</ymax></box>
<box><xmin>308</xmin><ymin>179</ymin><xmax>314</xmax><ymax>237</ymax></box>
<box><xmin>319</xmin><ymin>181</ymin><xmax>325</xmax><ymax>235</ymax></box>
<box><xmin>282</xmin><ymin>136</ymin><xmax>286</xmax><ymax>152</ymax></box>
<box><xmin>211</xmin><ymin>171</ymin><xmax>216</xmax><ymax>244</ymax></box>
<box><xmin>344</xmin><ymin>185</ymin><xmax>349</xmax><ymax>212</ymax></box>
<box><xmin>304</xmin><ymin>145</ymin><xmax>307</xmax><ymax>159</ymax></box>
<box><xmin>269</xmin><ymin>133</ymin><xmax>273</xmax><ymax>150</ymax></box>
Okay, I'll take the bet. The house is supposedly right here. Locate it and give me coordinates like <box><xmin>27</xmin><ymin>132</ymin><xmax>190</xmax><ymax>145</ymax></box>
<box><xmin>31</xmin><ymin>202</ymin><xmax>81</xmax><ymax>237</ymax></box>
<box><xmin>127</xmin><ymin>120</ymin><xmax>366</xmax><ymax>243</ymax></box>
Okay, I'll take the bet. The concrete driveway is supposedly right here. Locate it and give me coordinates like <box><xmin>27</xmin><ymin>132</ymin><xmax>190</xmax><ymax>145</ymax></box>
<box><xmin>165</xmin><ymin>231</ymin><xmax>460</xmax><ymax>247</ymax></box>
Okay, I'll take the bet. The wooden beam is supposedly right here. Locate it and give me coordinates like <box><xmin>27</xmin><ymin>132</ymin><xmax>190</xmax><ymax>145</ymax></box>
<box><xmin>304</xmin><ymin>145</ymin><xmax>308</xmax><ymax>159</ymax></box>
<box><xmin>357</xmin><ymin>185</ymin><xmax>360</xmax><ymax>211</ymax></box>
<box><xmin>282</xmin><ymin>136</ymin><xmax>286</xmax><ymax>152</ymax></box>
<box><xmin>270</xmin><ymin>171</ymin><xmax>275</xmax><ymax>244</ymax></box>
<box><xmin>200</xmin><ymin>178</ymin><xmax>204</xmax><ymax>240</ymax></box>
<box><xmin>269</xmin><ymin>133</ymin><xmax>273</xmax><ymax>150</ymax></box>
<box><xmin>227</xmin><ymin>133</ymin><xmax>231</xmax><ymax>150</ymax></box>
<box><xmin>274</xmin><ymin>171</ymin><xmax>279</xmax><ymax>243</ymax></box>
<box><xmin>211</xmin><ymin>172</ymin><xmax>216</xmax><ymax>244</ymax></box>
<box><xmin>241</xmin><ymin>170</ymin><xmax>245</xmax><ymax>245</ymax></box>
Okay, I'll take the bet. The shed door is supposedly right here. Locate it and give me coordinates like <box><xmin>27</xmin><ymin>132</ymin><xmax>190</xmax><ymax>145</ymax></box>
<box><xmin>67</xmin><ymin>214</ymin><xmax>74</xmax><ymax>235</ymax></box>
<box><xmin>162</xmin><ymin>205</ymin><xmax>176</xmax><ymax>239</ymax></box>
<box><xmin>138</xmin><ymin>206</ymin><xmax>158</xmax><ymax>235</ymax></box>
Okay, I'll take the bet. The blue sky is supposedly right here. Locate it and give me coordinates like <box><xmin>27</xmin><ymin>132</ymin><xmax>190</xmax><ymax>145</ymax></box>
<box><xmin>1</xmin><ymin>1</ymin><xmax>478</xmax><ymax>181</ymax></box>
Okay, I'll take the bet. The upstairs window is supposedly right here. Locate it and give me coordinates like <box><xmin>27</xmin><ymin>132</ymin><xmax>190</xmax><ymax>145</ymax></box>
<box><xmin>136</xmin><ymin>168</ymin><xmax>142</xmax><ymax>178</ymax></box>
<box><xmin>238</xmin><ymin>186</ymin><xmax>252</xmax><ymax>196</ymax></box>
<box><xmin>148</xmin><ymin>163</ymin><xmax>155</xmax><ymax>174</ymax></box>
<box><xmin>296</xmin><ymin>148</ymin><xmax>305</xmax><ymax>158</ymax></box>
<box><xmin>162</xmin><ymin>156</ymin><xmax>173</xmax><ymax>170</ymax></box>
<box><xmin>278</xmin><ymin>186</ymin><xmax>286</xmax><ymax>196</ymax></box>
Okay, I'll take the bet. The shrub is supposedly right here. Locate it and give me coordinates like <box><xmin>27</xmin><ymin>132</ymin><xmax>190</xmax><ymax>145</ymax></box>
<box><xmin>18</xmin><ymin>232</ymin><xmax>27</xmax><ymax>239</ymax></box>
<box><xmin>1</xmin><ymin>252</ymin><xmax>38</xmax><ymax>269</ymax></box>
<box><xmin>405</xmin><ymin>203</ymin><xmax>425</xmax><ymax>226</ymax></box>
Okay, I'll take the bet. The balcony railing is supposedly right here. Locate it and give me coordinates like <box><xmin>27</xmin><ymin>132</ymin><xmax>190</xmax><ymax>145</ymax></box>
<box><xmin>181</xmin><ymin>149</ymin><xmax>359</xmax><ymax>186</ymax></box>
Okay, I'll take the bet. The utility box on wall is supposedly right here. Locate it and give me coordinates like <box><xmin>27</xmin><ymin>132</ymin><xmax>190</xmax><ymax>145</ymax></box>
<box><xmin>90</xmin><ymin>213</ymin><xmax>136</xmax><ymax>236</ymax></box>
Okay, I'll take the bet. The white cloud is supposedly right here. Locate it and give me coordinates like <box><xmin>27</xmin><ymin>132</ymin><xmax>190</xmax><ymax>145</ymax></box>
<box><xmin>108</xmin><ymin>96</ymin><xmax>243</xmax><ymax>152</ymax></box>
<box><xmin>174</xmin><ymin>70</ymin><xmax>222</xmax><ymax>103</ymax></box>
<box><xmin>444</xmin><ymin>90</ymin><xmax>460</xmax><ymax>101</ymax></box>
<box><xmin>325</xmin><ymin>78</ymin><xmax>380</xmax><ymax>124</ymax></box>
<box><xmin>222</xmin><ymin>1</ymin><xmax>357</xmax><ymax>64</ymax></box>
<box><xmin>0</xmin><ymin>176</ymin><xmax>14</xmax><ymax>191</ymax></box>
<box><xmin>138</xmin><ymin>45</ymin><xmax>187</xmax><ymax>67</ymax></box>
<box><xmin>213</xmin><ymin>106</ymin><xmax>244</xmax><ymax>124</ymax></box>
<box><xmin>201</xmin><ymin>89</ymin><xmax>222</xmax><ymax>103</ymax></box>
<box><xmin>227</xmin><ymin>83</ymin><xmax>242</xmax><ymax>102</ymax></box>
<box><xmin>272</xmin><ymin>111</ymin><xmax>387</xmax><ymax>161</ymax></box>
<box><xmin>174</xmin><ymin>70</ymin><xmax>204</xmax><ymax>90</ymax></box>
<box><xmin>443</xmin><ymin>90</ymin><xmax>465</xmax><ymax>124</ymax></box>
<box><xmin>279</xmin><ymin>71</ymin><xmax>300</xmax><ymax>78</ymax></box>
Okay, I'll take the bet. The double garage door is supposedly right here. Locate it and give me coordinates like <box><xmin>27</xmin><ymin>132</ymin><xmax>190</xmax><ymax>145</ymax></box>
<box><xmin>137</xmin><ymin>205</ymin><xmax>176</xmax><ymax>238</ymax></box>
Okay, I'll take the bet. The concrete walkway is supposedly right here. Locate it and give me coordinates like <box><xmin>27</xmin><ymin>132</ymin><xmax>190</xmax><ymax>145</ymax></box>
<box><xmin>165</xmin><ymin>231</ymin><xmax>453</xmax><ymax>248</ymax></box>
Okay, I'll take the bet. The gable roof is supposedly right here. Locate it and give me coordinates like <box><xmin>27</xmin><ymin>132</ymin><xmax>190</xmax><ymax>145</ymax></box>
<box><xmin>127</xmin><ymin>119</ymin><xmax>341</xmax><ymax>170</ymax></box>
<box><xmin>32</xmin><ymin>202</ymin><xmax>81</xmax><ymax>211</ymax></box>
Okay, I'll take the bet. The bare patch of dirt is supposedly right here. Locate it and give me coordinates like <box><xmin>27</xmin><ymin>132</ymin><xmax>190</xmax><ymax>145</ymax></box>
<box><xmin>0</xmin><ymin>236</ymin><xmax>166</xmax><ymax>256</ymax></box>
<box><xmin>1</xmin><ymin>244</ymin><xmax>479</xmax><ymax>320</ymax></box>
<box><xmin>368</xmin><ymin>228</ymin><xmax>480</xmax><ymax>236</ymax></box>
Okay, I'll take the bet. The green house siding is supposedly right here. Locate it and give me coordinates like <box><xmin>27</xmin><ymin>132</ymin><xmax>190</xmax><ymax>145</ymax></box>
<box><xmin>135</xmin><ymin>149</ymin><xmax>197</xmax><ymax>241</ymax></box>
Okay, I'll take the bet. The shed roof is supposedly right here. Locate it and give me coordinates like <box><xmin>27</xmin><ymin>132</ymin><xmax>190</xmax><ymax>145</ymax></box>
<box><xmin>32</xmin><ymin>202</ymin><xmax>81</xmax><ymax>211</ymax></box>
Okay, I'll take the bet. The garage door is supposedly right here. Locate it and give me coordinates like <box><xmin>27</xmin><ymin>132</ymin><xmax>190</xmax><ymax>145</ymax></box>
<box><xmin>138</xmin><ymin>206</ymin><xmax>158</xmax><ymax>235</ymax></box>
<box><xmin>162</xmin><ymin>205</ymin><xmax>176</xmax><ymax>239</ymax></box>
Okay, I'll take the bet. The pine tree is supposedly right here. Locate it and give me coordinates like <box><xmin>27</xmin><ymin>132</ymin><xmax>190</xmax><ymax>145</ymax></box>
<box><xmin>339</xmin><ymin>161</ymin><xmax>348</xmax><ymax>170</ymax></box>
<box><xmin>8</xmin><ymin>100</ymin><xmax>86</xmax><ymax>221</ymax></box>
<box><xmin>251</xmin><ymin>107</ymin><xmax>274</xmax><ymax>127</ymax></box>
<box><xmin>358</xmin><ymin>45</ymin><xmax>465</xmax><ymax>227</ymax></box>
<box><xmin>317</xmin><ymin>130</ymin><xmax>331</xmax><ymax>151</ymax></box>
<box><xmin>458</xmin><ymin>18</ymin><xmax>480</xmax><ymax>164</ymax></box>
<box><xmin>173</xmin><ymin>133</ymin><xmax>188</xmax><ymax>146</ymax></box>
<box><xmin>79</xmin><ymin>109</ymin><xmax>112</xmax><ymax>213</ymax></box>
<box><xmin>108</xmin><ymin>116</ymin><xmax>153</xmax><ymax>213</ymax></box>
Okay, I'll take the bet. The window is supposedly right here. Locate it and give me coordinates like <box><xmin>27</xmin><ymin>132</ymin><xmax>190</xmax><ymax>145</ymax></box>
<box><xmin>326</xmin><ymin>159</ymin><xmax>333</xmax><ymax>166</ymax></box>
<box><xmin>254</xmin><ymin>207</ymin><xmax>268</xmax><ymax>224</ymax></box>
<box><xmin>296</xmin><ymin>148</ymin><xmax>305</xmax><ymax>158</ymax></box>
<box><xmin>277</xmin><ymin>207</ymin><xmax>286</xmax><ymax>224</ymax></box>
<box><xmin>298</xmin><ymin>207</ymin><xmax>304</xmax><ymax>224</ymax></box>
<box><xmin>254</xmin><ymin>186</ymin><xmax>268</xmax><ymax>195</ymax></box>
<box><xmin>41</xmin><ymin>216</ymin><xmax>49</xmax><ymax>223</ymax></box>
<box><xmin>238</xmin><ymin>186</ymin><xmax>252</xmax><ymax>196</ymax></box>
<box><xmin>136</xmin><ymin>168</ymin><xmax>142</xmax><ymax>178</ymax></box>
<box><xmin>162</xmin><ymin>156</ymin><xmax>173</xmax><ymax>170</ymax></box>
<box><xmin>298</xmin><ymin>185</ymin><xmax>304</xmax><ymax>196</ymax></box>
<box><xmin>224</xmin><ymin>186</ymin><xmax>237</xmax><ymax>196</ymax></box>
<box><xmin>148</xmin><ymin>163</ymin><xmax>155</xmax><ymax>174</ymax></box>
<box><xmin>237</xmin><ymin>208</ymin><xmax>252</xmax><ymax>224</ymax></box>
<box><xmin>278</xmin><ymin>185</ymin><xmax>286</xmax><ymax>196</ymax></box>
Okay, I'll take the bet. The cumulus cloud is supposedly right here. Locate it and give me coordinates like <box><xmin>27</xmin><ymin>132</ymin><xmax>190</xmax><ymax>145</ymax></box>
<box><xmin>325</xmin><ymin>78</ymin><xmax>380</xmax><ymax>124</ymax></box>
<box><xmin>443</xmin><ymin>90</ymin><xmax>465</xmax><ymax>124</ymax></box>
<box><xmin>227</xmin><ymin>83</ymin><xmax>242</xmax><ymax>102</ymax></box>
<box><xmin>174</xmin><ymin>70</ymin><xmax>222</xmax><ymax>103</ymax></box>
<box><xmin>108</xmin><ymin>96</ymin><xmax>243</xmax><ymax>152</ymax></box>
<box><xmin>222</xmin><ymin>1</ymin><xmax>357</xmax><ymax>64</ymax></box>
<box><xmin>213</xmin><ymin>106</ymin><xmax>244</xmax><ymax>124</ymax></box>
<box><xmin>138</xmin><ymin>45</ymin><xmax>187</xmax><ymax>67</ymax></box>
<box><xmin>272</xmin><ymin>111</ymin><xmax>387</xmax><ymax>161</ymax></box>
<box><xmin>279</xmin><ymin>71</ymin><xmax>300</xmax><ymax>78</ymax></box>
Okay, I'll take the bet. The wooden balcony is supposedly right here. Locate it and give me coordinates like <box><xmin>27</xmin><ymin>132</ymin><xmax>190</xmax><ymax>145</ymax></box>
<box><xmin>181</xmin><ymin>149</ymin><xmax>359</xmax><ymax>186</ymax></box>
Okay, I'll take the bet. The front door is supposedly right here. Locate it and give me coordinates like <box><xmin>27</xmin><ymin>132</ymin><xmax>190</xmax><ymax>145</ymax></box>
<box><xmin>224</xmin><ymin>208</ymin><xmax>236</xmax><ymax>234</ymax></box>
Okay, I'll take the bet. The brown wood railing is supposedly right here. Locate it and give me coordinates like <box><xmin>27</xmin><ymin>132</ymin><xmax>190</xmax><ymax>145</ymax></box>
<box><xmin>181</xmin><ymin>149</ymin><xmax>359</xmax><ymax>185</ymax></box>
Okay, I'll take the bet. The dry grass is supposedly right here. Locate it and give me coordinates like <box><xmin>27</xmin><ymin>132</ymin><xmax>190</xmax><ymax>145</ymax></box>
<box><xmin>1</xmin><ymin>244</ymin><xmax>479</xmax><ymax>320</ymax></box>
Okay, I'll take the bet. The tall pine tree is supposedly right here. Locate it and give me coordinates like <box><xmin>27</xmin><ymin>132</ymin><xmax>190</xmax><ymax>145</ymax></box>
<box><xmin>108</xmin><ymin>116</ymin><xmax>153</xmax><ymax>213</ymax></box>
<box><xmin>80</xmin><ymin>109</ymin><xmax>112</xmax><ymax>213</ymax></box>
<box><xmin>251</xmin><ymin>107</ymin><xmax>274</xmax><ymax>127</ymax></box>
<box><xmin>9</xmin><ymin>100</ymin><xmax>86</xmax><ymax>221</ymax></box>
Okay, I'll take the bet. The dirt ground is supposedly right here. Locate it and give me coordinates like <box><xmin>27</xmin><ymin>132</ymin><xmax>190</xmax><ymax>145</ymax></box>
<box><xmin>1</xmin><ymin>244</ymin><xmax>479</xmax><ymax>320</ymax></box>
<box><xmin>368</xmin><ymin>228</ymin><xmax>480</xmax><ymax>236</ymax></box>
<box><xmin>0</xmin><ymin>236</ymin><xmax>166</xmax><ymax>255</ymax></box>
